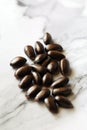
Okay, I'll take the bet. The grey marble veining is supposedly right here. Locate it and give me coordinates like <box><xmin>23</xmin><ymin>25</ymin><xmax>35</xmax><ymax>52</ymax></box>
<box><xmin>0</xmin><ymin>0</ymin><xmax>87</xmax><ymax>130</ymax></box>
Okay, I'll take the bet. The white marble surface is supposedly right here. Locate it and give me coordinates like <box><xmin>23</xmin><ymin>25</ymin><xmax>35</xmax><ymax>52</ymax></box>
<box><xmin>1</xmin><ymin>0</ymin><xmax>87</xmax><ymax>130</ymax></box>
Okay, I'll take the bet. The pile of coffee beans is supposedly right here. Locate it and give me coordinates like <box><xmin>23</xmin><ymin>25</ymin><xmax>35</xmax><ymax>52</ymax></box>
<box><xmin>10</xmin><ymin>32</ymin><xmax>73</xmax><ymax>114</ymax></box>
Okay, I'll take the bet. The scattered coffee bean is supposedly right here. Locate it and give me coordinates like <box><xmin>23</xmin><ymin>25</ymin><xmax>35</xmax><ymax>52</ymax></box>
<box><xmin>35</xmin><ymin>41</ymin><xmax>45</xmax><ymax>54</ymax></box>
<box><xmin>32</xmin><ymin>71</ymin><xmax>42</xmax><ymax>85</ymax></box>
<box><xmin>46</xmin><ymin>43</ymin><xmax>63</xmax><ymax>52</ymax></box>
<box><xmin>34</xmin><ymin>54</ymin><xmax>47</xmax><ymax>63</ymax></box>
<box><xmin>41</xmin><ymin>56</ymin><xmax>51</xmax><ymax>67</ymax></box>
<box><xmin>10</xmin><ymin>32</ymin><xmax>74</xmax><ymax>114</ymax></box>
<box><xmin>10</xmin><ymin>56</ymin><xmax>27</xmax><ymax>68</ymax></box>
<box><xmin>19</xmin><ymin>75</ymin><xmax>33</xmax><ymax>89</ymax></box>
<box><xmin>26</xmin><ymin>85</ymin><xmax>41</xmax><ymax>99</ymax></box>
<box><xmin>51</xmin><ymin>77</ymin><xmax>69</xmax><ymax>88</ymax></box>
<box><xmin>52</xmin><ymin>87</ymin><xmax>72</xmax><ymax>96</ymax></box>
<box><xmin>48</xmin><ymin>50</ymin><xmax>65</xmax><ymax>61</ymax></box>
<box><xmin>43</xmin><ymin>32</ymin><xmax>52</xmax><ymax>45</ymax></box>
<box><xmin>55</xmin><ymin>96</ymin><xmax>73</xmax><ymax>108</ymax></box>
<box><xmin>31</xmin><ymin>64</ymin><xmax>47</xmax><ymax>76</ymax></box>
<box><xmin>47</xmin><ymin>60</ymin><xmax>59</xmax><ymax>74</ymax></box>
<box><xmin>15</xmin><ymin>65</ymin><xmax>32</xmax><ymax>79</ymax></box>
<box><xmin>43</xmin><ymin>72</ymin><xmax>53</xmax><ymax>86</ymax></box>
<box><xmin>60</xmin><ymin>58</ymin><xmax>70</xmax><ymax>76</ymax></box>
<box><xmin>44</xmin><ymin>96</ymin><xmax>58</xmax><ymax>113</ymax></box>
<box><xmin>35</xmin><ymin>89</ymin><xmax>50</xmax><ymax>102</ymax></box>
<box><xmin>24</xmin><ymin>45</ymin><xmax>35</xmax><ymax>60</ymax></box>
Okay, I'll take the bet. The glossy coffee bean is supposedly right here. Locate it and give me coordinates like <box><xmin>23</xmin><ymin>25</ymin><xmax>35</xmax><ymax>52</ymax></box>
<box><xmin>55</xmin><ymin>96</ymin><xmax>73</xmax><ymax>108</ymax></box>
<box><xmin>32</xmin><ymin>64</ymin><xmax>47</xmax><ymax>76</ymax></box>
<box><xmin>34</xmin><ymin>54</ymin><xmax>47</xmax><ymax>63</ymax></box>
<box><xmin>44</xmin><ymin>96</ymin><xmax>58</xmax><ymax>113</ymax></box>
<box><xmin>35</xmin><ymin>41</ymin><xmax>44</xmax><ymax>54</ymax></box>
<box><xmin>52</xmin><ymin>87</ymin><xmax>72</xmax><ymax>96</ymax></box>
<box><xmin>43</xmin><ymin>32</ymin><xmax>52</xmax><ymax>45</ymax></box>
<box><xmin>46</xmin><ymin>43</ymin><xmax>63</xmax><ymax>51</ymax></box>
<box><xmin>10</xmin><ymin>32</ymin><xmax>73</xmax><ymax>114</ymax></box>
<box><xmin>19</xmin><ymin>75</ymin><xmax>33</xmax><ymax>89</ymax></box>
<box><xmin>51</xmin><ymin>77</ymin><xmax>69</xmax><ymax>88</ymax></box>
<box><xmin>32</xmin><ymin>71</ymin><xmax>42</xmax><ymax>85</ymax></box>
<box><xmin>24</xmin><ymin>45</ymin><xmax>35</xmax><ymax>60</ymax></box>
<box><xmin>10</xmin><ymin>56</ymin><xmax>27</xmax><ymax>68</ymax></box>
<box><xmin>35</xmin><ymin>89</ymin><xmax>50</xmax><ymax>102</ymax></box>
<box><xmin>15</xmin><ymin>65</ymin><xmax>32</xmax><ymax>79</ymax></box>
<box><xmin>26</xmin><ymin>85</ymin><xmax>41</xmax><ymax>99</ymax></box>
<box><xmin>47</xmin><ymin>60</ymin><xmax>59</xmax><ymax>74</ymax></box>
<box><xmin>41</xmin><ymin>56</ymin><xmax>51</xmax><ymax>67</ymax></box>
<box><xmin>60</xmin><ymin>58</ymin><xmax>70</xmax><ymax>75</ymax></box>
<box><xmin>43</xmin><ymin>73</ymin><xmax>53</xmax><ymax>86</ymax></box>
<box><xmin>48</xmin><ymin>51</ymin><xmax>65</xmax><ymax>61</ymax></box>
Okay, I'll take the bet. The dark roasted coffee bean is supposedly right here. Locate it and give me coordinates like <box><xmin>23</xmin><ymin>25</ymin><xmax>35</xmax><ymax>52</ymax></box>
<box><xmin>52</xmin><ymin>87</ymin><xmax>72</xmax><ymax>96</ymax></box>
<box><xmin>35</xmin><ymin>41</ymin><xmax>44</xmax><ymax>54</ymax></box>
<box><xmin>47</xmin><ymin>60</ymin><xmax>59</xmax><ymax>74</ymax></box>
<box><xmin>51</xmin><ymin>77</ymin><xmax>69</xmax><ymax>88</ymax></box>
<box><xmin>60</xmin><ymin>58</ymin><xmax>70</xmax><ymax>76</ymax></box>
<box><xmin>35</xmin><ymin>89</ymin><xmax>50</xmax><ymax>102</ymax></box>
<box><xmin>32</xmin><ymin>64</ymin><xmax>47</xmax><ymax>76</ymax></box>
<box><xmin>34</xmin><ymin>54</ymin><xmax>47</xmax><ymax>63</ymax></box>
<box><xmin>19</xmin><ymin>75</ymin><xmax>33</xmax><ymax>89</ymax></box>
<box><xmin>43</xmin><ymin>73</ymin><xmax>53</xmax><ymax>86</ymax></box>
<box><xmin>44</xmin><ymin>96</ymin><xmax>58</xmax><ymax>113</ymax></box>
<box><xmin>42</xmin><ymin>56</ymin><xmax>51</xmax><ymax>67</ymax></box>
<box><xmin>10</xmin><ymin>56</ymin><xmax>27</xmax><ymax>68</ymax></box>
<box><xmin>15</xmin><ymin>65</ymin><xmax>32</xmax><ymax>79</ymax></box>
<box><xmin>48</xmin><ymin>51</ymin><xmax>65</xmax><ymax>61</ymax></box>
<box><xmin>55</xmin><ymin>96</ymin><xmax>73</xmax><ymax>108</ymax></box>
<box><xmin>43</xmin><ymin>32</ymin><xmax>52</xmax><ymax>45</ymax></box>
<box><xmin>24</xmin><ymin>45</ymin><xmax>35</xmax><ymax>60</ymax></box>
<box><xmin>32</xmin><ymin>71</ymin><xmax>42</xmax><ymax>85</ymax></box>
<box><xmin>46</xmin><ymin>43</ymin><xmax>63</xmax><ymax>51</ymax></box>
<box><xmin>26</xmin><ymin>85</ymin><xmax>41</xmax><ymax>99</ymax></box>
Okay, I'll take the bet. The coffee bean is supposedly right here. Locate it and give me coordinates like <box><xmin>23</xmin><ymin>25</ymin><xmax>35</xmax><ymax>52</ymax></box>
<box><xmin>35</xmin><ymin>41</ymin><xmax>44</xmax><ymax>54</ymax></box>
<box><xmin>32</xmin><ymin>71</ymin><xmax>42</xmax><ymax>85</ymax></box>
<box><xmin>34</xmin><ymin>54</ymin><xmax>47</xmax><ymax>63</ymax></box>
<box><xmin>60</xmin><ymin>58</ymin><xmax>70</xmax><ymax>76</ymax></box>
<box><xmin>10</xmin><ymin>56</ymin><xmax>27</xmax><ymax>68</ymax></box>
<box><xmin>42</xmin><ymin>56</ymin><xmax>51</xmax><ymax>67</ymax></box>
<box><xmin>10</xmin><ymin>32</ymin><xmax>73</xmax><ymax>114</ymax></box>
<box><xmin>43</xmin><ymin>32</ymin><xmax>52</xmax><ymax>45</ymax></box>
<box><xmin>48</xmin><ymin>51</ymin><xmax>65</xmax><ymax>61</ymax></box>
<box><xmin>35</xmin><ymin>89</ymin><xmax>50</xmax><ymax>102</ymax></box>
<box><xmin>15</xmin><ymin>65</ymin><xmax>32</xmax><ymax>79</ymax></box>
<box><xmin>51</xmin><ymin>77</ymin><xmax>69</xmax><ymax>88</ymax></box>
<box><xmin>52</xmin><ymin>87</ymin><xmax>72</xmax><ymax>96</ymax></box>
<box><xmin>55</xmin><ymin>96</ymin><xmax>73</xmax><ymax>108</ymax></box>
<box><xmin>44</xmin><ymin>96</ymin><xmax>58</xmax><ymax>113</ymax></box>
<box><xmin>24</xmin><ymin>45</ymin><xmax>35</xmax><ymax>60</ymax></box>
<box><xmin>19</xmin><ymin>75</ymin><xmax>33</xmax><ymax>89</ymax></box>
<box><xmin>32</xmin><ymin>64</ymin><xmax>47</xmax><ymax>76</ymax></box>
<box><xmin>43</xmin><ymin>73</ymin><xmax>53</xmax><ymax>86</ymax></box>
<box><xmin>26</xmin><ymin>85</ymin><xmax>41</xmax><ymax>99</ymax></box>
<box><xmin>47</xmin><ymin>60</ymin><xmax>59</xmax><ymax>74</ymax></box>
<box><xmin>46</xmin><ymin>43</ymin><xmax>63</xmax><ymax>51</ymax></box>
